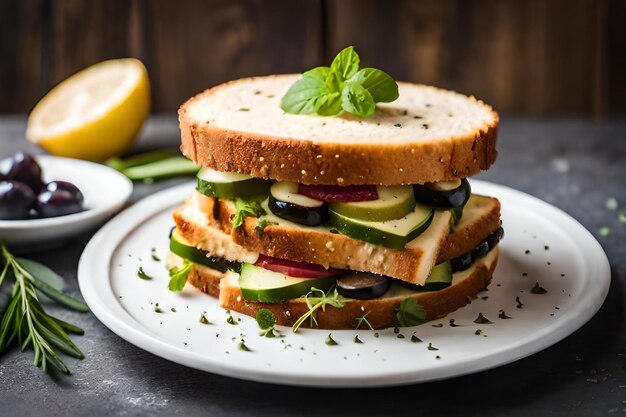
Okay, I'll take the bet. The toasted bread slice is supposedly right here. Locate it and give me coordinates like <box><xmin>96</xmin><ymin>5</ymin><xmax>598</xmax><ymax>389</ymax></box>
<box><xmin>173</xmin><ymin>192</ymin><xmax>500</xmax><ymax>285</ymax></box>
<box><xmin>179</xmin><ymin>75</ymin><xmax>498</xmax><ymax>186</ymax></box>
<box><xmin>218</xmin><ymin>248</ymin><xmax>498</xmax><ymax>330</ymax></box>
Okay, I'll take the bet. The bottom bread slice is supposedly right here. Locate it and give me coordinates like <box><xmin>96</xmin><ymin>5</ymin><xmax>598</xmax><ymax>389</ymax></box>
<box><xmin>168</xmin><ymin>248</ymin><xmax>499</xmax><ymax>330</ymax></box>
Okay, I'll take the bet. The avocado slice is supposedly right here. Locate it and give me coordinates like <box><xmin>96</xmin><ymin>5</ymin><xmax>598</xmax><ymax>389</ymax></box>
<box><xmin>238</xmin><ymin>263</ymin><xmax>336</xmax><ymax>302</ymax></box>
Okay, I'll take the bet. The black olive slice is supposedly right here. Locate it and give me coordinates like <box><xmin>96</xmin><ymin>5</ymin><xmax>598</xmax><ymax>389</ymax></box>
<box><xmin>413</xmin><ymin>178</ymin><xmax>471</xmax><ymax>208</ymax></box>
<box><xmin>486</xmin><ymin>227</ymin><xmax>504</xmax><ymax>249</ymax></box>
<box><xmin>450</xmin><ymin>252</ymin><xmax>473</xmax><ymax>273</ymax></box>
<box><xmin>268</xmin><ymin>196</ymin><xmax>328</xmax><ymax>226</ymax></box>
<box><xmin>337</xmin><ymin>273</ymin><xmax>390</xmax><ymax>300</ymax></box>
<box><xmin>473</xmin><ymin>241</ymin><xmax>490</xmax><ymax>259</ymax></box>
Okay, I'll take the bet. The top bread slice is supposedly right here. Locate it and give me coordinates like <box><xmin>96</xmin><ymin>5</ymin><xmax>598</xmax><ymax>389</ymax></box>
<box><xmin>179</xmin><ymin>75</ymin><xmax>499</xmax><ymax>186</ymax></box>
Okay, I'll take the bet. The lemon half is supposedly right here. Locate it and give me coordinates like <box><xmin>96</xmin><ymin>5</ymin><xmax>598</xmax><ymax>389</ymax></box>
<box><xmin>26</xmin><ymin>58</ymin><xmax>150</xmax><ymax>161</ymax></box>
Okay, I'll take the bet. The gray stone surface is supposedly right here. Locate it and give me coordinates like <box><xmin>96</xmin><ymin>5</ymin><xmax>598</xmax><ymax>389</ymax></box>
<box><xmin>0</xmin><ymin>116</ymin><xmax>624</xmax><ymax>416</ymax></box>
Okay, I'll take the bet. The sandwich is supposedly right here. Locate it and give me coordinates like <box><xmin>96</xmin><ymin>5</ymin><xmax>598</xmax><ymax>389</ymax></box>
<box><xmin>167</xmin><ymin>47</ymin><xmax>501</xmax><ymax>330</ymax></box>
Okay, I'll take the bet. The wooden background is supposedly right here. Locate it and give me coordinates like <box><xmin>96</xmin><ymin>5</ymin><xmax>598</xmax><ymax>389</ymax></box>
<box><xmin>1</xmin><ymin>0</ymin><xmax>625</xmax><ymax>116</ymax></box>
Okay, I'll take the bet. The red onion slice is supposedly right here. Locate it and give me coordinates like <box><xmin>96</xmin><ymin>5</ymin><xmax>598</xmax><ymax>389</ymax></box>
<box><xmin>255</xmin><ymin>254</ymin><xmax>343</xmax><ymax>278</ymax></box>
<box><xmin>298</xmin><ymin>184</ymin><xmax>378</xmax><ymax>202</ymax></box>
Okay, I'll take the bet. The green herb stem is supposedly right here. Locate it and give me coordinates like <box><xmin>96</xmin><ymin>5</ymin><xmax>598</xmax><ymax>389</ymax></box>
<box><xmin>291</xmin><ymin>287</ymin><xmax>351</xmax><ymax>333</ymax></box>
<box><xmin>0</xmin><ymin>245</ymin><xmax>86</xmax><ymax>375</ymax></box>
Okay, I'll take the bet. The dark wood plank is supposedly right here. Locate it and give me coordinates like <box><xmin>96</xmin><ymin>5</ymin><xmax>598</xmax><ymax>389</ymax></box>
<box><xmin>607</xmin><ymin>0</ymin><xmax>626</xmax><ymax>115</ymax></box>
<box><xmin>327</xmin><ymin>0</ymin><xmax>606</xmax><ymax>116</ymax></box>
<box><xmin>47</xmin><ymin>0</ymin><xmax>141</xmax><ymax>88</ymax></box>
<box><xmin>144</xmin><ymin>0</ymin><xmax>323</xmax><ymax>112</ymax></box>
<box><xmin>0</xmin><ymin>0</ymin><xmax>44</xmax><ymax>113</ymax></box>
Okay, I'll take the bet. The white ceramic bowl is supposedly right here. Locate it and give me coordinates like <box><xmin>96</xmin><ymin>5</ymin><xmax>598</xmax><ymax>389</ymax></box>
<box><xmin>0</xmin><ymin>155</ymin><xmax>133</xmax><ymax>247</ymax></box>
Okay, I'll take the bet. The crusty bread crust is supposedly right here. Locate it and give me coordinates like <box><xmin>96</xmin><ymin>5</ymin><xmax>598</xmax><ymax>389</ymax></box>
<box><xmin>188</xmin><ymin>264</ymin><xmax>223</xmax><ymax>298</ymax></box>
<box><xmin>178</xmin><ymin>75</ymin><xmax>499</xmax><ymax>186</ymax></box>
<box><xmin>173</xmin><ymin>192</ymin><xmax>501</xmax><ymax>284</ymax></box>
<box><xmin>439</xmin><ymin>195</ymin><xmax>501</xmax><ymax>261</ymax></box>
<box><xmin>217</xmin><ymin>248</ymin><xmax>498</xmax><ymax>329</ymax></box>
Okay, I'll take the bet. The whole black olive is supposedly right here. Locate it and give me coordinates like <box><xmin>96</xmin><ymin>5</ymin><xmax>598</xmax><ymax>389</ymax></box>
<box><xmin>337</xmin><ymin>273</ymin><xmax>390</xmax><ymax>299</ymax></box>
<box><xmin>0</xmin><ymin>180</ymin><xmax>36</xmax><ymax>220</ymax></box>
<box><xmin>4</xmin><ymin>152</ymin><xmax>44</xmax><ymax>194</ymax></box>
<box><xmin>268</xmin><ymin>196</ymin><xmax>328</xmax><ymax>226</ymax></box>
<box><xmin>36</xmin><ymin>181</ymin><xmax>85</xmax><ymax>218</ymax></box>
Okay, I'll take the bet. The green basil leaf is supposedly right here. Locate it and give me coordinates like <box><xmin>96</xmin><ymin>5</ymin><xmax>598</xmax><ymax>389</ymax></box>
<box><xmin>350</xmin><ymin>68</ymin><xmax>399</xmax><ymax>103</ymax></box>
<box><xmin>330</xmin><ymin>46</ymin><xmax>360</xmax><ymax>82</ymax></box>
<box><xmin>314</xmin><ymin>91</ymin><xmax>342</xmax><ymax>116</ymax></box>
<box><xmin>324</xmin><ymin>69</ymin><xmax>342</xmax><ymax>92</ymax></box>
<box><xmin>280</xmin><ymin>67</ymin><xmax>330</xmax><ymax>114</ymax></box>
<box><xmin>341</xmin><ymin>82</ymin><xmax>375</xmax><ymax>117</ymax></box>
<box><xmin>281</xmin><ymin>45</ymin><xmax>399</xmax><ymax>118</ymax></box>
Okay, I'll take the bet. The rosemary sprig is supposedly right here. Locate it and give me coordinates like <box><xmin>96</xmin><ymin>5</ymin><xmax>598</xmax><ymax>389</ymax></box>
<box><xmin>0</xmin><ymin>244</ymin><xmax>87</xmax><ymax>375</ymax></box>
<box><xmin>291</xmin><ymin>287</ymin><xmax>351</xmax><ymax>333</ymax></box>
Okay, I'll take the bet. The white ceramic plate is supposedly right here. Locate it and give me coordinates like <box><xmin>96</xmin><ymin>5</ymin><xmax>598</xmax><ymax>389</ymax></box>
<box><xmin>78</xmin><ymin>180</ymin><xmax>610</xmax><ymax>387</ymax></box>
<box><xmin>0</xmin><ymin>155</ymin><xmax>133</xmax><ymax>247</ymax></box>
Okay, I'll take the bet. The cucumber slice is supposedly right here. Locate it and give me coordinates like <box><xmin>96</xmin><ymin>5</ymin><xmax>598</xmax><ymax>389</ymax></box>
<box><xmin>270</xmin><ymin>182</ymin><xmax>324</xmax><ymax>208</ymax></box>
<box><xmin>328</xmin><ymin>185</ymin><xmax>416</xmax><ymax>221</ymax></box>
<box><xmin>238</xmin><ymin>263</ymin><xmax>336</xmax><ymax>302</ymax></box>
<box><xmin>196</xmin><ymin>167</ymin><xmax>271</xmax><ymax>199</ymax></box>
<box><xmin>169</xmin><ymin>230</ymin><xmax>240</xmax><ymax>273</ymax></box>
<box><xmin>328</xmin><ymin>204</ymin><xmax>434</xmax><ymax>249</ymax></box>
<box><xmin>423</xmin><ymin>261</ymin><xmax>452</xmax><ymax>290</ymax></box>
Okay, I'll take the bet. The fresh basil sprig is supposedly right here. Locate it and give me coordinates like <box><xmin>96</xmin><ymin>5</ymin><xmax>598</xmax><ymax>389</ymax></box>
<box><xmin>281</xmin><ymin>46</ymin><xmax>399</xmax><ymax>118</ymax></box>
